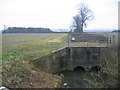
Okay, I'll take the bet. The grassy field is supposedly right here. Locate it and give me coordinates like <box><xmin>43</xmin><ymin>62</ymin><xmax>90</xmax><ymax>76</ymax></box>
<box><xmin>2</xmin><ymin>33</ymin><xmax>118</xmax><ymax>88</ymax></box>
<box><xmin>2</xmin><ymin>33</ymin><xmax>68</xmax><ymax>88</ymax></box>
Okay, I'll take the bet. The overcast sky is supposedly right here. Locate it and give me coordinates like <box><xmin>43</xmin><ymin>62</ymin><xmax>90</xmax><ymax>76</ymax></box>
<box><xmin>0</xmin><ymin>0</ymin><xmax>119</xmax><ymax>30</ymax></box>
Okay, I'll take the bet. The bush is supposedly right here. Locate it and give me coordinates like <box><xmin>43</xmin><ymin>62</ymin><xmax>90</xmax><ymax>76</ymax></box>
<box><xmin>84</xmin><ymin>45</ymin><xmax>118</xmax><ymax>88</ymax></box>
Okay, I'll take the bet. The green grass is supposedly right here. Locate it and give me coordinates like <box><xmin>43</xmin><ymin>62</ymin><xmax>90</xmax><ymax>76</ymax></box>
<box><xmin>2</xmin><ymin>33</ymin><xmax>67</xmax><ymax>88</ymax></box>
<box><xmin>69</xmin><ymin>41</ymin><xmax>107</xmax><ymax>46</ymax></box>
<box><xmin>2</xmin><ymin>33</ymin><xmax>118</xmax><ymax>88</ymax></box>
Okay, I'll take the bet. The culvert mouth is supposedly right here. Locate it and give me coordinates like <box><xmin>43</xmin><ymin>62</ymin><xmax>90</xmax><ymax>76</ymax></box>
<box><xmin>74</xmin><ymin>66</ymin><xmax>86</xmax><ymax>72</ymax></box>
<box><xmin>90</xmin><ymin>66</ymin><xmax>101</xmax><ymax>72</ymax></box>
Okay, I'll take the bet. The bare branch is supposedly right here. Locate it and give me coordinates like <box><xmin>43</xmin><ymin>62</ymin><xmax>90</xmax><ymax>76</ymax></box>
<box><xmin>70</xmin><ymin>3</ymin><xmax>94</xmax><ymax>33</ymax></box>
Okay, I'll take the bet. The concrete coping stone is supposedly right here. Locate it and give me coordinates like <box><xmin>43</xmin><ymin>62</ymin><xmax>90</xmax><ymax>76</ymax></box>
<box><xmin>53</xmin><ymin>46</ymin><xmax>109</xmax><ymax>54</ymax></box>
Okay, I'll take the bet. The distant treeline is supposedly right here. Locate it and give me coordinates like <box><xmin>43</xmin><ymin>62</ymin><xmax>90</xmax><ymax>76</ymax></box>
<box><xmin>112</xmin><ymin>30</ymin><xmax>120</xmax><ymax>33</ymax></box>
<box><xmin>2</xmin><ymin>27</ymin><xmax>53</xmax><ymax>33</ymax></box>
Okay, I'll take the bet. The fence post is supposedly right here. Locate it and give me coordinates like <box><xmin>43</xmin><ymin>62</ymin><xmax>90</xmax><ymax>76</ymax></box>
<box><xmin>109</xmin><ymin>38</ymin><xmax>112</xmax><ymax>44</ymax></box>
<box><xmin>68</xmin><ymin>33</ymin><xmax>69</xmax><ymax>47</ymax></box>
<box><xmin>113</xmin><ymin>35</ymin><xmax>115</xmax><ymax>45</ymax></box>
<box><xmin>106</xmin><ymin>33</ymin><xmax>108</xmax><ymax>46</ymax></box>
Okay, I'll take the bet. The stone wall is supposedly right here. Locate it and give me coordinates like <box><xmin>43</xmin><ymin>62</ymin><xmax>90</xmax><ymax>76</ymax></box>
<box><xmin>70</xmin><ymin>46</ymin><xmax>104</xmax><ymax>68</ymax></box>
<box><xmin>36</xmin><ymin>46</ymin><xmax>108</xmax><ymax>73</ymax></box>
<box><xmin>36</xmin><ymin>47</ymin><xmax>70</xmax><ymax>73</ymax></box>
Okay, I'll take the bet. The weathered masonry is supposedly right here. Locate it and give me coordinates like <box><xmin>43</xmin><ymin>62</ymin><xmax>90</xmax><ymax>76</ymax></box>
<box><xmin>36</xmin><ymin>46</ymin><xmax>108</xmax><ymax>73</ymax></box>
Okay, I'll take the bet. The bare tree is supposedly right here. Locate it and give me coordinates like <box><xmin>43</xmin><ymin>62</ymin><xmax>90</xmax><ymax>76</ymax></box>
<box><xmin>3</xmin><ymin>25</ymin><xmax>8</xmax><ymax>30</ymax></box>
<box><xmin>71</xmin><ymin>3</ymin><xmax>94</xmax><ymax>33</ymax></box>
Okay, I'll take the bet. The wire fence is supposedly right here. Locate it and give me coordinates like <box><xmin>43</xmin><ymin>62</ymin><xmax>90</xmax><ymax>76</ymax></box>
<box><xmin>67</xmin><ymin>32</ymin><xmax>117</xmax><ymax>47</ymax></box>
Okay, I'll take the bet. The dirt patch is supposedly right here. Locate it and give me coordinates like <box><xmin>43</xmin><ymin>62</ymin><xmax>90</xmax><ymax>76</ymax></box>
<box><xmin>48</xmin><ymin>39</ymin><xmax>61</xmax><ymax>42</ymax></box>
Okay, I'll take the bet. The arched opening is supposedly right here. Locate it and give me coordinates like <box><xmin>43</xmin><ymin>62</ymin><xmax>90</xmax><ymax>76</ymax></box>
<box><xmin>90</xmin><ymin>66</ymin><xmax>100</xmax><ymax>72</ymax></box>
<box><xmin>74</xmin><ymin>66</ymin><xmax>85</xmax><ymax>72</ymax></box>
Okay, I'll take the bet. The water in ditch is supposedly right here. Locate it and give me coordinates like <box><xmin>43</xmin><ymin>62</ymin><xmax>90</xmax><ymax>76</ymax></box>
<box><xmin>57</xmin><ymin>70</ymin><xmax>106</xmax><ymax>88</ymax></box>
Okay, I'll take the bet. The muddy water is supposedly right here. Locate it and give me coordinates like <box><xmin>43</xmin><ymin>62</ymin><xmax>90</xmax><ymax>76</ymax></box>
<box><xmin>58</xmin><ymin>70</ymin><xmax>103</xmax><ymax>88</ymax></box>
